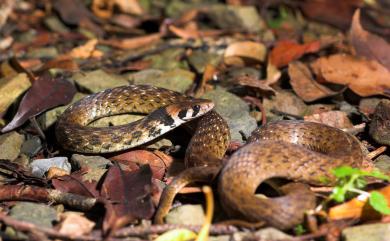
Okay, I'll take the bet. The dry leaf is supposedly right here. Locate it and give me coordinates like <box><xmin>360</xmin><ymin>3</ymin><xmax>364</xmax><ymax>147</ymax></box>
<box><xmin>92</xmin><ymin>0</ymin><xmax>143</xmax><ymax>18</ymax></box>
<box><xmin>350</xmin><ymin>9</ymin><xmax>390</xmax><ymax>71</ymax></box>
<box><xmin>2</xmin><ymin>75</ymin><xmax>76</xmax><ymax>132</ymax></box>
<box><xmin>109</xmin><ymin>150</ymin><xmax>173</xmax><ymax>180</ymax></box>
<box><xmin>329</xmin><ymin>185</ymin><xmax>390</xmax><ymax>220</ymax></box>
<box><xmin>58</xmin><ymin>212</ymin><xmax>95</xmax><ymax>236</ymax></box>
<box><xmin>224</xmin><ymin>41</ymin><xmax>266</xmax><ymax>66</ymax></box>
<box><xmin>169</xmin><ymin>23</ymin><xmax>200</xmax><ymax>40</ymax></box>
<box><xmin>69</xmin><ymin>39</ymin><xmax>103</xmax><ymax>59</ymax></box>
<box><xmin>311</xmin><ymin>54</ymin><xmax>390</xmax><ymax>97</ymax></box>
<box><xmin>102</xmin><ymin>164</ymin><xmax>154</xmax><ymax>232</ymax></box>
<box><xmin>101</xmin><ymin>33</ymin><xmax>161</xmax><ymax>50</ymax></box>
<box><xmin>269</xmin><ymin>40</ymin><xmax>321</xmax><ymax>68</ymax></box>
<box><xmin>304</xmin><ymin>110</ymin><xmax>353</xmax><ymax>129</ymax></box>
<box><xmin>288</xmin><ymin>61</ymin><xmax>339</xmax><ymax>102</ymax></box>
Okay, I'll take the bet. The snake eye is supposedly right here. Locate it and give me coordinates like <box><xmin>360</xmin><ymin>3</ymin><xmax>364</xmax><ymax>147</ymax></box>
<box><xmin>193</xmin><ymin>105</ymin><xmax>200</xmax><ymax>112</ymax></box>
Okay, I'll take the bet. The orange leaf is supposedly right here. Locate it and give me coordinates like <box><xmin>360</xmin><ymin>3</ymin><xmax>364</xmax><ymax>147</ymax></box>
<box><xmin>269</xmin><ymin>40</ymin><xmax>321</xmax><ymax>68</ymax></box>
<box><xmin>329</xmin><ymin>185</ymin><xmax>390</xmax><ymax>221</ymax></box>
<box><xmin>311</xmin><ymin>54</ymin><xmax>390</xmax><ymax>97</ymax></box>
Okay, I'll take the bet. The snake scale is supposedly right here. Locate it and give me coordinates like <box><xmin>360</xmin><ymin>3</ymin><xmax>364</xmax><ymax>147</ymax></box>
<box><xmin>56</xmin><ymin>85</ymin><xmax>365</xmax><ymax>229</ymax></box>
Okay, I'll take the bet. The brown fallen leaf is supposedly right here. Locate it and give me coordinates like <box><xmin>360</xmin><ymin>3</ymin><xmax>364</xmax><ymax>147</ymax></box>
<box><xmin>35</xmin><ymin>56</ymin><xmax>79</xmax><ymax>74</ymax></box>
<box><xmin>101</xmin><ymin>164</ymin><xmax>154</xmax><ymax>233</ymax></box>
<box><xmin>58</xmin><ymin>212</ymin><xmax>95</xmax><ymax>236</ymax></box>
<box><xmin>304</xmin><ymin>110</ymin><xmax>353</xmax><ymax>129</ymax></box>
<box><xmin>169</xmin><ymin>22</ymin><xmax>200</xmax><ymax>40</ymax></box>
<box><xmin>69</xmin><ymin>39</ymin><xmax>103</xmax><ymax>59</ymax></box>
<box><xmin>100</xmin><ymin>33</ymin><xmax>162</xmax><ymax>50</ymax></box>
<box><xmin>92</xmin><ymin>0</ymin><xmax>143</xmax><ymax>19</ymax></box>
<box><xmin>350</xmin><ymin>9</ymin><xmax>390</xmax><ymax>71</ymax></box>
<box><xmin>299</xmin><ymin>0</ymin><xmax>362</xmax><ymax>30</ymax></box>
<box><xmin>52</xmin><ymin>168</ymin><xmax>100</xmax><ymax>198</ymax></box>
<box><xmin>236</xmin><ymin>75</ymin><xmax>275</xmax><ymax>94</ymax></box>
<box><xmin>311</xmin><ymin>54</ymin><xmax>390</xmax><ymax>97</ymax></box>
<box><xmin>2</xmin><ymin>74</ymin><xmax>76</xmax><ymax>132</ymax></box>
<box><xmin>329</xmin><ymin>185</ymin><xmax>390</xmax><ymax>221</ymax></box>
<box><xmin>109</xmin><ymin>150</ymin><xmax>173</xmax><ymax>180</ymax></box>
<box><xmin>288</xmin><ymin>61</ymin><xmax>339</xmax><ymax>102</ymax></box>
<box><xmin>224</xmin><ymin>41</ymin><xmax>266</xmax><ymax>66</ymax></box>
<box><xmin>269</xmin><ymin>40</ymin><xmax>321</xmax><ymax>68</ymax></box>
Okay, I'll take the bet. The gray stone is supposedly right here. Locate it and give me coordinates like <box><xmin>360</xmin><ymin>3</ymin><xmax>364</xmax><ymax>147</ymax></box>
<box><xmin>71</xmin><ymin>154</ymin><xmax>111</xmax><ymax>181</ymax></box>
<box><xmin>0</xmin><ymin>131</ymin><xmax>24</xmax><ymax>161</ymax></box>
<box><xmin>165</xmin><ymin>204</ymin><xmax>205</xmax><ymax>225</ymax></box>
<box><xmin>20</xmin><ymin>136</ymin><xmax>42</xmax><ymax>157</ymax></box>
<box><xmin>375</xmin><ymin>155</ymin><xmax>390</xmax><ymax>173</ymax></box>
<box><xmin>263</xmin><ymin>90</ymin><xmax>308</xmax><ymax>119</ymax></box>
<box><xmin>128</xmin><ymin>68</ymin><xmax>194</xmax><ymax>93</ymax></box>
<box><xmin>187</xmin><ymin>50</ymin><xmax>222</xmax><ymax>73</ymax></box>
<box><xmin>31</xmin><ymin>157</ymin><xmax>71</xmax><ymax>177</ymax></box>
<box><xmin>44</xmin><ymin>16</ymin><xmax>69</xmax><ymax>33</ymax></box>
<box><xmin>207</xmin><ymin>5</ymin><xmax>265</xmax><ymax>32</ymax></box>
<box><xmin>202</xmin><ymin>88</ymin><xmax>257</xmax><ymax>142</ymax></box>
<box><xmin>10</xmin><ymin>202</ymin><xmax>58</xmax><ymax>228</ymax></box>
<box><xmin>342</xmin><ymin>223</ymin><xmax>390</xmax><ymax>241</ymax></box>
<box><xmin>26</xmin><ymin>47</ymin><xmax>58</xmax><ymax>59</ymax></box>
<box><xmin>144</xmin><ymin>48</ymin><xmax>188</xmax><ymax>70</ymax></box>
<box><xmin>73</xmin><ymin>69</ymin><xmax>128</xmax><ymax>93</ymax></box>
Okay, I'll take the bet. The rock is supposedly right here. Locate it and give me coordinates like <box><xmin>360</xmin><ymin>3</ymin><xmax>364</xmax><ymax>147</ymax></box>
<box><xmin>342</xmin><ymin>223</ymin><xmax>390</xmax><ymax>241</ymax></box>
<box><xmin>263</xmin><ymin>90</ymin><xmax>308</xmax><ymax>119</ymax></box>
<box><xmin>359</xmin><ymin>98</ymin><xmax>382</xmax><ymax>117</ymax></box>
<box><xmin>44</xmin><ymin>16</ymin><xmax>69</xmax><ymax>33</ymax></box>
<box><xmin>0</xmin><ymin>131</ymin><xmax>24</xmax><ymax>161</ymax></box>
<box><xmin>39</xmin><ymin>92</ymin><xmax>86</xmax><ymax>129</ymax></box>
<box><xmin>0</xmin><ymin>73</ymin><xmax>31</xmax><ymax>113</ymax></box>
<box><xmin>71</xmin><ymin>154</ymin><xmax>111</xmax><ymax>181</ymax></box>
<box><xmin>233</xmin><ymin>227</ymin><xmax>293</xmax><ymax>241</ymax></box>
<box><xmin>187</xmin><ymin>50</ymin><xmax>222</xmax><ymax>73</ymax></box>
<box><xmin>374</xmin><ymin>155</ymin><xmax>390</xmax><ymax>173</ymax></box>
<box><xmin>10</xmin><ymin>202</ymin><xmax>58</xmax><ymax>228</ymax></box>
<box><xmin>165</xmin><ymin>204</ymin><xmax>205</xmax><ymax>225</ymax></box>
<box><xmin>30</xmin><ymin>156</ymin><xmax>71</xmax><ymax>178</ymax></box>
<box><xmin>26</xmin><ymin>47</ymin><xmax>58</xmax><ymax>59</ymax></box>
<box><xmin>144</xmin><ymin>48</ymin><xmax>188</xmax><ymax>70</ymax></box>
<box><xmin>73</xmin><ymin>69</ymin><xmax>128</xmax><ymax>93</ymax></box>
<box><xmin>369</xmin><ymin>99</ymin><xmax>390</xmax><ymax>145</ymax></box>
<box><xmin>202</xmin><ymin>88</ymin><xmax>257</xmax><ymax>142</ymax></box>
<box><xmin>128</xmin><ymin>68</ymin><xmax>194</xmax><ymax>93</ymax></box>
<box><xmin>207</xmin><ymin>5</ymin><xmax>266</xmax><ymax>32</ymax></box>
<box><xmin>20</xmin><ymin>136</ymin><xmax>42</xmax><ymax>157</ymax></box>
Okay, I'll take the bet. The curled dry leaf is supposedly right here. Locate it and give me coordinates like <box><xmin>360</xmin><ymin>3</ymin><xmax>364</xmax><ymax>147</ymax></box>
<box><xmin>2</xmin><ymin>75</ymin><xmax>76</xmax><ymax>132</ymax></box>
<box><xmin>109</xmin><ymin>149</ymin><xmax>173</xmax><ymax>180</ymax></box>
<box><xmin>288</xmin><ymin>61</ymin><xmax>339</xmax><ymax>102</ymax></box>
<box><xmin>311</xmin><ymin>54</ymin><xmax>390</xmax><ymax>97</ymax></box>
<box><xmin>224</xmin><ymin>41</ymin><xmax>266</xmax><ymax>66</ymax></box>
<box><xmin>92</xmin><ymin>0</ymin><xmax>143</xmax><ymax>19</ymax></box>
<box><xmin>304</xmin><ymin>110</ymin><xmax>353</xmax><ymax>129</ymax></box>
<box><xmin>350</xmin><ymin>9</ymin><xmax>390</xmax><ymax>71</ymax></box>
<box><xmin>269</xmin><ymin>40</ymin><xmax>322</xmax><ymax>68</ymax></box>
<box><xmin>100</xmin><ymin>33</ymin><xmax>161</xmax><ymax>50</ymax></box>
<box><xmin>237</xmin><ymin>75</ymin><xmax>275</xmax><ymax>94</ymax></box>
<box><xmin>69</xmin><ymin>39</ymin><xmax>103</xmax><ymax>59</ymax></box>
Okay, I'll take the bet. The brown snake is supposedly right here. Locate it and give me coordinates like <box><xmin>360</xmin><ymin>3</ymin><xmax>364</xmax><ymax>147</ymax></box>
<box><xmin>56</xmin><ymin>85</ymin><xmax>365</xmax><ymax>230</ymax></box>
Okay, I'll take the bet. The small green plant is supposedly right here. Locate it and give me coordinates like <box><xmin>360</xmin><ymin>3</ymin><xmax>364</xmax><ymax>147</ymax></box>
<box><xmin>330</xmin><ymin>166</ymin><xmax>390</xmax><ymax>214</ymax></box>
<box><xmin>294</xmin><ymin>224</ymin><xmax>306</xmax><ymax>235</ymax></box>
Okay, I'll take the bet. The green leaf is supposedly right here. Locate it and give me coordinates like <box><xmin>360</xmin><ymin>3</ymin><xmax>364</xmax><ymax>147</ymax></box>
<box><xmin>331</xmin><ymin>186</ymin><xmax>346</xmax><ymax>202</ymax></box>
<box><xmin>369</xmin><ymin>191</ymin><xmax>390</xmax><ymax>215</ymax></box>
<box><xmin>294</xmin><ymin>224</ymin><xmax>306</xmax><ymax>235</ymax></box>
<box><xmin>332</xmin><ymin>166</ymin><xmax>361</xmax><ymax>178</ymax></box>
<box><xmin>366</xmin><ymin>170</ymin><xmax>390</xmax><ymax>181</ymax></box>
<box><xmin>154</xmin><ymin>229</ymin><xmax>197</xmax><ymax>241</ymax></box>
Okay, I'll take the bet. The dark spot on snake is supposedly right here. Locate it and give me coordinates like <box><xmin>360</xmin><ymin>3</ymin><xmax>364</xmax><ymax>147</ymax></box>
<box><xmin>111</xmin><ymin>135</ymin><xmax>122</xmax><ymax>143</ymax></box>
<box><xmin>150</xmin><ymin>108</ymin><xmax>175</xmax><ymax>127</ymax></box>
<box><xmin>178</xmin><ymin>109</ymin><xmax>188</xmax><ymax>120</ymax></box>
<box><xmin>102</xmin><ymin>143</ymin><xmax>111</xmax><ymax>149</ymax></box>
<box><xmin>90</xmin><ymin>135</ymin><xmax>102</xmax><ymax>145</ymax></box>
<box><xmin>192</xmin><ymin>105</ymin><xmax>200</xmax><ymax>117</ymax></box>
<box><xmin>132</xmin><ymin>131</ymin><xmax>143</xmax><ymax>140</ymax></box>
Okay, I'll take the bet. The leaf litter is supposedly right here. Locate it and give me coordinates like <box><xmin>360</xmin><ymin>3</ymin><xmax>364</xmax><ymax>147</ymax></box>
<box><xmin>0</xmin><ymin>1</ymin><xmax>390</xmax><ymax>241</ymax></box>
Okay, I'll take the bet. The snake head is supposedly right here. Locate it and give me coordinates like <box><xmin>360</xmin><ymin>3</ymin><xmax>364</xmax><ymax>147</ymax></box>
<box><xmin>167</xmin><ymin>99</ymin><xmax>214</xmax><ymax>122</ymax></box>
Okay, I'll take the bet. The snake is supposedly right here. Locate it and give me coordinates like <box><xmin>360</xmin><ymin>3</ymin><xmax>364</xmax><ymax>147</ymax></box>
<box><xmin>55</xmin><ymin>85</ymin><xmax>365</xmax><ymax>230</ymax></box>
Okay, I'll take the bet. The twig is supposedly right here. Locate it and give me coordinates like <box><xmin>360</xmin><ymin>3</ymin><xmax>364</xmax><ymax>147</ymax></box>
<box><xmin>367</xmin><ymin>146</ymin><xmax>387</xmax><ymax>160</ymax></box>
<box><xmin>243</xmin><ymin>96</ymin><xmax>267</xmax><ymax>125</ymax></box>
<box><xmin>114</xmin><ymin>223</ymin><xmax>238</xmax><ymax>237</ymax></box>
<box><xmin>0</xmin><ymin>185</ymin><xmax>97</xmax><ymax>211</ymax></box>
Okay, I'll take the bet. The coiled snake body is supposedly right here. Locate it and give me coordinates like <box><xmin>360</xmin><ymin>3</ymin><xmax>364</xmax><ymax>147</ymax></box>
<box><xmin>56</xmin><ymin>85</ymin><xmax>365</xmax><ymax>229</ymax></box>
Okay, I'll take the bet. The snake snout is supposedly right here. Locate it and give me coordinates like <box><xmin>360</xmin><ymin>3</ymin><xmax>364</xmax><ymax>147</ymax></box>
<box><xmin>168</xmin><ymin>99</ymin><xmax>214</xmax><ymax>122</ymax></box>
